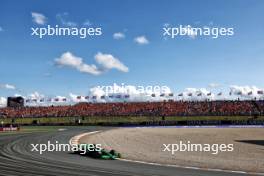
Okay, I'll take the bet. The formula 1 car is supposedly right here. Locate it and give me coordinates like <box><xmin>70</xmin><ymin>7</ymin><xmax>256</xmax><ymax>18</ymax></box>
<box><xmin>75</xmin><ymin>144</ymin><xmax>121</xmax><ymax>160</ymax></box>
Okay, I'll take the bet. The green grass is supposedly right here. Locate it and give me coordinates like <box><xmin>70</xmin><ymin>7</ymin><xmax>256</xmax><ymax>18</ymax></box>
<box><xmin>20</xmin><ymin>126</ymin><xmax>65</xmax><ymax>132</ymax></box>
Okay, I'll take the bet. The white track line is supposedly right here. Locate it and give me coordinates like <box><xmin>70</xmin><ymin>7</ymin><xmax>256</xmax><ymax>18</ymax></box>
<box><xmin>117</xmin><ymin>157</ymin><xmax>264</xmax><ymax>175</ymax></box>
<box><xmin>69</xmin><ymin>131</ymin><xmax>101</xmax><ymax>145</ymax></box>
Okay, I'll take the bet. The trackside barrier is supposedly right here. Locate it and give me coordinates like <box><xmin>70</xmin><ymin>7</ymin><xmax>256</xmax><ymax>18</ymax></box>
<box><xmin>0</xmin><ymin>127</ymin><xmax>20</xmax><ymax>132</ymax></box>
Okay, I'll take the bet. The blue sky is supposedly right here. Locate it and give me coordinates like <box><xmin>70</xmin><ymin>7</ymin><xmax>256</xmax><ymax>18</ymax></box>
<box><xmin>0</xmin><ymin>0</ymin><xmax>264</xmax><ymax>97</ymax></box>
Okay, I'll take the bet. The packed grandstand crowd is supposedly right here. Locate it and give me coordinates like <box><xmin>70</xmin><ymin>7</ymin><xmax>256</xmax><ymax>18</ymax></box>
<box><xmin>0</xmin><ymin>100</ymin><xmax>264</xmax><ymax>118</ymax></box>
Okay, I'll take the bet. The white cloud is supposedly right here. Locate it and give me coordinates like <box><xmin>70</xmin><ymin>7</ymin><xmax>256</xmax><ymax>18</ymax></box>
<box><xmin>0</xmin><ymin>27</ymin><xmax>3</xmax><ymax>32</ymax></box>
<box><xmin>163</xmin><ymin>23</ymin><xmax>170</xmax><ymax>27</ymax></box>
<box><xmin>208</xmin><ymin>83</ymin><xmax>220</xmax><ymax>88</ymax></box>
<box><xmin>77</xmin><ymin>64</ymin><xmax>101</xmax><ymax>75</ymax></box>
<box><xmin>208</xmin><ymin>21</ymin><xmax>214</xmax><ymax>26</ymax></box>
<box><xmin>56</xmin><ymin>13</ymin><xmax>77</xmax><ymax>27</ymax></box>
<box><xmin>95</xmin><ymin>52</ymin><xmax>129</xmax><ymax>72</ymax></box>
<box><xmin>29</xmin><ymin>91</ymin><xmax>44</xmax><ymax>99</ymax></box>
<box><xmin>69</xmin><ymin>93</ymin><xmax>86</xmax><ymax>102</ymax></box>
<box><xmin>183</xmin><ymin>25</ymin><xmax>197</xmax><ymax>39</ymax></box>
<box><xmin>83</xmin><ymin>20</ymin><xmax>92</xmax><ymax>26</ymax></box>
<box><xmin>31</xmin><ymin>12</ymin><xmax>47</xmax><ymax>25</ymax></box>
<box><xmin>179</xmin><ymin>88</ymin><xmax>214</xmax><ymax>101</ymax></box>
<box><xmin>88</xmin><ymin>87</ymin><xmax>106</xmax><ymax>103</ymax></box>
<box><xmin>0</xmin><ymin>97</ymin><xmax>7</xmax><ymax>107</ymax></box>
<box><xmin>113</xmin><ymin>32</ymin><xmax>125</xmax><ymax>40</ymax></box>
<box><xmin>56</xmin><ymin>52</ymin><xmax>82</xmax><ymax>67</ymax></box>
<box><xmin>230</xmin><ymin>85</ymin><xmax>263</xmax><ymax>99</ymax></box>
<box><xmin>55</xmin><ymin>52</ymin><xmax>129</xmax><ymax>75</ymax></box>
<box><xmin>55</xmin><ymin>52</ymin><xmax>102</xmax><ymax>75</ymax></box>
<box><xmin>134</xmin><ymin>36</ymin><xmax>149</xmax><ymax>45</ymax></box>
<box><xmin>0</xmin><ymin>84</ymin><xmax>16</xmax><ymax>90</ymax></box>
<box><xmin>14</xmin><ymin>94</ymin><xmax>25</xmax><ymax>99</ymax></box>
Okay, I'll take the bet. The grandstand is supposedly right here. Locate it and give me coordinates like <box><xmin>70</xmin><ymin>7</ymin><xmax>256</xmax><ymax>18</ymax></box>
<box><xmin>0</xmin><ymin>100</ymin><xmax>263</xmax><ymax>118</ymax></box>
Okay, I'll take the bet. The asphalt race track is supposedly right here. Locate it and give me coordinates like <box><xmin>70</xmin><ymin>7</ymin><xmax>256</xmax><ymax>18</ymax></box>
<box><xmin>0</xmin><ymin>127</ymin><xmax>256</xmax><ymax>176</ymax></box>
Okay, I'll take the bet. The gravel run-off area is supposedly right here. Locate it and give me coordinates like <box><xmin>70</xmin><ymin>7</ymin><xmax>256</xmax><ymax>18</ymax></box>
<box><xmin>80</xmin><ymin>127</ymin><xmax>264</xmax><ymax>173</ymax></box>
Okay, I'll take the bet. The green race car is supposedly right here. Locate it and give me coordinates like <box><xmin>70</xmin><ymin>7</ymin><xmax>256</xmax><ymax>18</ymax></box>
<box><xmin>75</xmin><ymin>144</ymin><xmax>121</xmax><ymax>160</ymax></box>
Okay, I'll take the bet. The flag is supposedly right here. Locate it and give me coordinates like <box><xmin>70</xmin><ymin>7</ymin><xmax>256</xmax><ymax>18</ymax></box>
<box><xmin>178</xmin><ymin>93</ymin><xmax>183</xmax><ymax>96</ymax></box>
<box><xmin>160</xmin><ymin>93</ymin><xmax>165</xmax><ymax>97</ymax></box>
<box><xmin>257</xmin><ymin>90</ymin><xmax>263</xmax><ymax>95</ymax></box>
<box><xmin>197</xmin><ymin>93</ymin><xmax>202</xmax><ymax>96</ymax></box>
